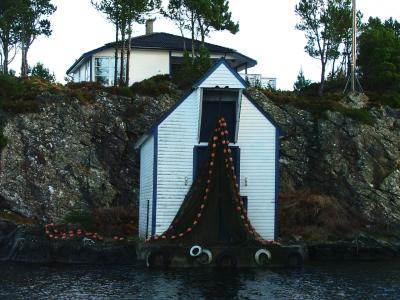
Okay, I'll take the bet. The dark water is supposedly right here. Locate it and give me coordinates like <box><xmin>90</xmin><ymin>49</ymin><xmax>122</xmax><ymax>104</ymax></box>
<box><xmin>1</xmin><ymin>261</ymin><xmax>400</xmax><ymax>299</ymax></box>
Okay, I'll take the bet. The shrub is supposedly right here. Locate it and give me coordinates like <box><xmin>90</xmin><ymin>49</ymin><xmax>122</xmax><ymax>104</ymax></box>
<box><xmin>338</xmin><ymin>107</ymin><xmax>376</xmax><ymax>125</ymax></box>
<box><xmin>63</xmin><ymin>209</ymin><xmax>96</xmax><ymax>232</ymax></box>
<box><xmin>280</xmin><ymin>190</ymin><xmax>363</xmax><ymax>241</ymax></box>
<box><xmin>30</xmin><ymin>62</ymin><xmax>56</xmax><ymax>83</ymax></box>
<box><xmin>381</xmin><ymin>92</ymin><xmax>400</xmax><ymax>108</ymax></box>
<box><xmin>93</xmin><ymin>207</ymin><xmax>138</xmax><ymax>237</ymax></box>
<box><xmin>105</xmin><ymin>86</ymin><xmax>134</xmax><ymax>98</ymax></box>
<box><xmin>130</xmin><ymin>74</ymin><xmax>174</xmax><ymax>97</ymax></box>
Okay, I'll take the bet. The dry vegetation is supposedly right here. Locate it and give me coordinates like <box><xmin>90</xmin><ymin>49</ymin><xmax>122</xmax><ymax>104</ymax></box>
<box><xmin>280</xmin><ymin>189</ymin><xmax>364</xmax><ymax>241</ymax></box>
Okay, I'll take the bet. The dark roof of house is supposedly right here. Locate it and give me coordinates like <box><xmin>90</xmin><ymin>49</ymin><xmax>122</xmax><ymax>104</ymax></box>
<box><xmin>67</xmin><ymin>32</ymin><xmax>257</xmax><ymax>74</ymax></box>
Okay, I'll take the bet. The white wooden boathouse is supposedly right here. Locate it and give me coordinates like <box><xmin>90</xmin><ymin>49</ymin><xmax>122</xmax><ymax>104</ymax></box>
<box><xmin>135</xmin><ymin>58</ymin><xmax>282</xmax><ymax>241</ymax></box>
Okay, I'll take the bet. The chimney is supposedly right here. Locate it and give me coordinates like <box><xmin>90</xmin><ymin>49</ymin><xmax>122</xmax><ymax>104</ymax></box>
<box><xmin>145</xmin><ymin>19</ymin><xmax>156</xmax><ymax>35</ymax></box>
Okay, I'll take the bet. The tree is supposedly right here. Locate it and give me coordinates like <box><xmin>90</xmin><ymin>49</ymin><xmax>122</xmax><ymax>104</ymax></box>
<box><xmin>30</xmin><ymin>62</ymin><xmax>55</xmax><ymax>82</ymax></box>
<box><xmin>163</xmin><ymin>0</ymin><xmax>238</xmax><ymax>59</ymax></box>
<box><xmin>119</xmin><ymin>0</ymin><xmax>160</xmax><ymax>86</ymax></box>
<box><xmin>92</xmin><ymin>0</ymin><xmax>160</xmax><ymax>86</ymax></box>
<box><xmin>295</xmin><ymin>0</ymin><xmax>352</xmax><ymax>96</ymax></box>
<box><xmin>293</xmin><ymin>68</ymin><xmax>312</xmax><ymax>91</ymax></box>
<box><xmin>18</xmin><ymin>0</ymin><xmax>56</xmax><ymax>77</ymax></box>
<box><xmin>358</xmin><ymin>17</ymin><xmax>400</xmax><ymax>92</ymax></box>
<box><xmin>195</xmin><ymin>0</ymin><xmax>239</xmax><ymax>44</ymax></box>
<box><xmin>0</xmin><ymin>0</ymin><xmax>21</xmax><ymax>74</ymax></box>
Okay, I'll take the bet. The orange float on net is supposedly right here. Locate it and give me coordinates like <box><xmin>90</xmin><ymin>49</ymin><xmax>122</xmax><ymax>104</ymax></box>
<box><xmin>187</xmin><ymin>227</ymin><xmax>192</xmax><ymax>232</ymax></box>
<box><xmin>171</xmin><ymin>235</ymin><xmax>177</xmax><ymax>239</ymax></box>
<box><xmin>193</xmin><ymin>220</ymin><xmax>198</xmax><ymax>225</ymax></box>
<box><xmin>213</xmin><ymin>136</ymin><xmax>218</xmax><ymax>141</ymax></box>
<box><xmin>179</xmin><ymin>233</ymin><xmax>184</xmax><ymax>237</ymax></box>
<box><xmin>162</xmin><ymin>235</ymin><xmax>167</xmax><ymax>239</ymax></box>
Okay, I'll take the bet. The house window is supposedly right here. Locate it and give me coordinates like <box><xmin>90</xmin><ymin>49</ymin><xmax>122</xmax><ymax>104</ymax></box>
<box><xmin>199</xmin><ymin>89</ymin><xmax>239</xmax><ymax>143</ymax></box>
<box><xmin>95</xmin><ymin>57</ymin><xmax>126</xmax><ymax>86</ymax></box>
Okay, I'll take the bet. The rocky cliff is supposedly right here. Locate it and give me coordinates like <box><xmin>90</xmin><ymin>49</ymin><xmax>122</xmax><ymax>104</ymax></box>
<box><xmin>0</xmin><ymin>87</ymin><xmax>399</xmax><ymax>236</ymax></box>
<box><xmin>0</xmin><ymin>91</ymin><xmax>177</xmax><ymax>222</ymax></box>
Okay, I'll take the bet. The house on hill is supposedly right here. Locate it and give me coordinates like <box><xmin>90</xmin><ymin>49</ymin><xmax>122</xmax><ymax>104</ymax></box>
<box><xmin>135</xmin><ymin>58</ymin><xmax>282</xmax><ymax>241</ymax></box>
<box><xmin>66</xmin><ymin>28</ymin><xmax>257</xmax><ymax>86</ymax></box>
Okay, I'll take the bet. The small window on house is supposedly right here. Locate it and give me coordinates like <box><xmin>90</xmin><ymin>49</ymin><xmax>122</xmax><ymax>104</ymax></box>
<box><xmin>200</xmin><ymin>89</ymin><xmax>239</xmax><ymax>143</ymax></box>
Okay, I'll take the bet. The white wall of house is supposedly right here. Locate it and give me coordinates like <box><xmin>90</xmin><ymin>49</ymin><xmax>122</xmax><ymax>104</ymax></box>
<box><xmin>155</xmin><ymin>89</ymin><xmax>200</xmax><ymax>234</ymax></box>
<box><xmin>130</xmin><ymin>49</ymin><xmax>170</xmax><ymax>83</ymax></box>
<box><xmin>138</xmin><ymin>135</ymin><xmax>154</xmax><ymax>239</ymax></box>
<box><xmin>71</xmin><ymin>48</ymin><xmax>170</xmax><ymax>86</ymax></box>
<box><xmin>236</xmin><ymin>95</ymin><xmax>277</xmax><ymax>240</ymax></box>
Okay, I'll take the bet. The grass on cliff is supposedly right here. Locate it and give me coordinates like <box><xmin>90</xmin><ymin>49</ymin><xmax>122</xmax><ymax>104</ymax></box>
<box><xmin>0</xmin><ymin>209</ymin><xmax>37</xmax><ymax>225</ymax></box>
<box><xmin>63</xmin><ymin>207</ymin><xmax>138</xmax><ymax>237</ymax></box>
<box><xmin>280</xmin><ymin>189</ymin><xmax>364</xmax><ymax>241</ymax></box>
<box><xmin>260</xmin><ymin>88</ymin><xmax>376</xmax><ymax>125</ymax></box>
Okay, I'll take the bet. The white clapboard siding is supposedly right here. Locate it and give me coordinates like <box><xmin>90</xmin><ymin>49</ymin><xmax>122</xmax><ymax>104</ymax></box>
<box><xmin>237</xmin><ymin>95</ymin><xmax>277</xmax><ymax>240</ymax></box>
<box><xmin>199</xmin><ymin>63</ymin><xmax>245</xmax><ymax>89</ymax></box>
<box><xmin>138</xmin><ymin>136</ymin><xmax>154</xmax><ymax>239</ymax></box>
<box><xmin>155</xmin><ymin>90</ymin><xmax>200</xmax><ymax>234</ymax></box>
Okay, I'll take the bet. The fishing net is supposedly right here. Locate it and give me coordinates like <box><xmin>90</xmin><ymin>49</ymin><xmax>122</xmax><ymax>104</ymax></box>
<box><xmin>148</xmin><ymin>117</ymin><xmax>267</xmax><ymax>247</ymax></box>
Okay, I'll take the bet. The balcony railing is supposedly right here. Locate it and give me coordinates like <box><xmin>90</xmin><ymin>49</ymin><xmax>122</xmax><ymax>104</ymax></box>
<box><xmin>240</xmin><ymin>73</ymin><xmax>277</xmax><ymax>89</ymax></box>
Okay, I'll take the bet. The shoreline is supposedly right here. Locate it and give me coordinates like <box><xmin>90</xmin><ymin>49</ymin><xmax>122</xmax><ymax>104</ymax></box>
<box><xmin>1</xmin><ymin>221</ymin><xmax>400</xmax><ymax>265</ymax></box>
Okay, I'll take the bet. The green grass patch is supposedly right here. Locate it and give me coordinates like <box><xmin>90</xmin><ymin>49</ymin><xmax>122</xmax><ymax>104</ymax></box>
<box><xmin>63</xmin><ymin>209</ymin><xmax>96</xmax><ymax>232</ymax></box>
<box><xmin>338</xmin><ymin>107</ymin><xmax>376</xmax><ymax>125</ymax></box>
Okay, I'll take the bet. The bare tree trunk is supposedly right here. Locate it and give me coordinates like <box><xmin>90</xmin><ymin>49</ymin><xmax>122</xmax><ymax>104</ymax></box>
<box><xmin>2</xmin><ymin>38</ymin><xmax>9</xmax><ymax>74</ymax></box>
<box><xmin>319</xmin><ymin>60</ymin><xmax>327</xmax><ymax>97</ymax></box>
<box><xmin>331</xmin><ymin>58</ymin><xmax>336</xmax><ymax>79</ymax></box>
<box><xmin>114</xmin><ymin>22</ymin><xmax>119</xmax><ymax>86</ymax></box>
<box><xmin>119</xmin><ymin>21</ymin><xmax>126</xmax><ymax>87</ymax></box>
<box><xmin>191</xmin><ymin>11</ymin><xmax>195</xmax><ymax>62</ymax></box>
<box><xmin>197</xmin><ymin>16</ymin><xmax>205</xmax><ymax>46</ymax></box>
<box><xmin>125</xmin><ymin>23</ymin><xmax>132</xmax><ymax>87</ymax></box>
<box><xmin>21</xmin><ymin>42</ymin><xmax>29</xmax><ymax>77</ymax></box>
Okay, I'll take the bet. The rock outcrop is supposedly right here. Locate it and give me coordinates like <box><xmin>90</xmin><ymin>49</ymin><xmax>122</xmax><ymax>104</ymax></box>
<box><xmin>248</xmin><ymin>89</ymin><xmax>400</xmax><ymax>227</ymax></box>
<box><xmin>0</xmin><ymin>92</ymin><xmax>177</xmax><ymax>222</ymax></box>
<box><xmin>0</xmin><ymin>88</ymin><xmax>399</xmax><ymax>232</ymax></box>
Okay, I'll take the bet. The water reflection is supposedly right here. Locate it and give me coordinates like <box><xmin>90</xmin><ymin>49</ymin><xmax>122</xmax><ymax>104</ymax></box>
<box><xmin>0</xmin><ymin>261</ymin><xmax>400</xmax><ymax>299</ymax></box>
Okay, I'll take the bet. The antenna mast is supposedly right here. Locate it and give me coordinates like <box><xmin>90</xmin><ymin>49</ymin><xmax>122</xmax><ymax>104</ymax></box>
<box><xmin>351</xmin><ymin>0</ymin><xmax>356</xmax><ymax>92</ymax></box>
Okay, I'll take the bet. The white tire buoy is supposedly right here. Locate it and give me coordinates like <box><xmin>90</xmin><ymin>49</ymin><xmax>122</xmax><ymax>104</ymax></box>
<box><xmin>189</xmin><ymin>245</ymin><xmax>203</xmax><ymax>257</ymax></box>
<box><xmin>254</xmin><ymin>249</ymin><xmax>272</xmax><ymax>265</ymax></box>
<box><xmin>197</xmin><ymin>248</ymin><xmax>213</xmax><ymax>264</ymax></box>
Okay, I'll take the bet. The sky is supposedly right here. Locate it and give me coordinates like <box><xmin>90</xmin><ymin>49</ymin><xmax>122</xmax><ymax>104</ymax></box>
<box><xmin>8</xmin><ymin>0</ymin><xmax>400</xmax><ymax>90</ymax></box>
